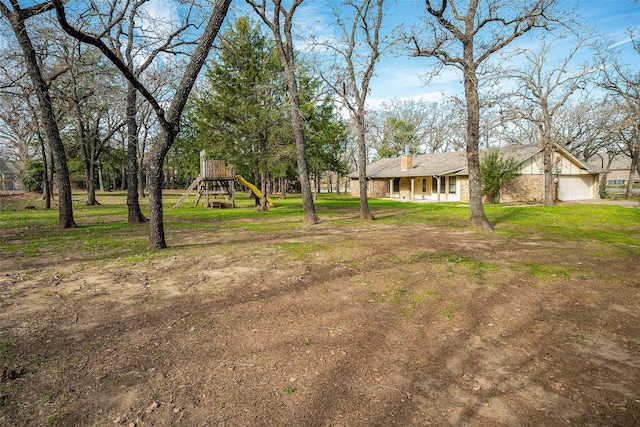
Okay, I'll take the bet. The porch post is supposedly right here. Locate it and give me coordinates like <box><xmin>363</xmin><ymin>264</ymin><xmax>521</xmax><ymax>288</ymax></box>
<box><xmin>410</xmin><ymin>178</ymin><xmax>415</xmax><ymax>200</ymax></box>
<box><xmin>436</xmin><ymin>176</ymin><xmax>441</xmax><ymax>202</ymax></box>
<box><xmin>389</xmin><ymin>179</ymin><xmax>393</xmax><ymax>198</ymax></box>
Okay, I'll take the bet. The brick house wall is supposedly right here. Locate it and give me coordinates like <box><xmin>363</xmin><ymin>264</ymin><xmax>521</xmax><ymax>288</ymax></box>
<box><xmin>350</xmin><ymin>178</ymin><xmax>390</xmax><ymax>198</ymax></box>
<box><xmin>501</xmin><ymin>175</ymin><xmax>544</xmax><ymax>203</ymax></box>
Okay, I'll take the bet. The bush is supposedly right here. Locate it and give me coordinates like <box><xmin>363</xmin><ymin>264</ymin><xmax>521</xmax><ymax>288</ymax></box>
<box><xmin>599</xmin><ymin>186</ymin><xmax>609</xmax><ymax>199</ymax></box>
<box><xmin>22</xmin><ymin>160</ymin><xmax>44</xmax><ymax>192</ymax></box>
<box><xmin>480</xmin><ymin>149</ymin><xmax>521</xmax><ymax>204</ymax></box>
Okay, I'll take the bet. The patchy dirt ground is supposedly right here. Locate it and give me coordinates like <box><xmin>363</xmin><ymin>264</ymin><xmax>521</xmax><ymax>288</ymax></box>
<box><xmin>1</xmin><ymin>195</ymin><xmax>639</xmax><ymax>426</ymax></box>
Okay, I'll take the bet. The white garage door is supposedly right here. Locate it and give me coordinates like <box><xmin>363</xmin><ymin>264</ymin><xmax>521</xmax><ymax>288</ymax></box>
<box><xmin>558</xmin><ymin>175</ymin><xmax>593</xmax><ymax>201</ymax></box>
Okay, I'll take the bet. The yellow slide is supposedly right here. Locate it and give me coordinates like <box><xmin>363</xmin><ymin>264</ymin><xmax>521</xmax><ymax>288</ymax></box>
<box><xmin>236</xmin><ymin>175</ymin><xmax>274</xmax><ymax>207</ymax></box>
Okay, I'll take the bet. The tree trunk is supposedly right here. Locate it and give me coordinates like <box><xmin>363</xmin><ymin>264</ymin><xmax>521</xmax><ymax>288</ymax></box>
<box><xmin>626</xmin><ymin>135</ymin><xmax>639</xmax><ymax>200</ymax></box>
<box><xmin>258</xmin><ymin>171</ymin><xmax>268</xmax><ymax>211</ymax></box>
<box><xmin>98</xmin><ymin>164</ymin><xmax>104</xmax><ymax>191</ymax></box>
<box><xmin>3</xmin><ymin>5</ymin><xmax>76</xmax><ymax>228</ymax></box>
<box><xmin>39</xmin><ymin>134</ymin><xmax>51</xmax><ymax>209</ymax></box>
<box><xmin>281</xmin><ymin>177</ymin><xmax>286</xmax><ymax>199</ymax></box>
<box><xmin>137</xmin><ymin>165</ymin><xmax>145</xmax><ymax>198</ymax></box>
<box><xmin>147</xmin><ymin>136</ymin><xmax>170</xmax><ymax>249</ymax></box>
<box><xmin>463</xmin><ymin>61</ymin><xmax>492</xmax><ymax>232</ymax></box>
<box><xmin>315</xmin><ymin>174</ymin><xmax>320</xmax><ymax>198</ymax></box>
<box><xmin>599</xmin><ymin>172</ymin><xmax>607</xmax><ymax>197</ymax></box>
<box><xmin>284</xmin><ymin>70</ymin><xmax>320</xmax><ymax>223</ymax></box>
<box><xmin>46</xmin><ymin>142</ymin><xmax>54</xmax><ymax>201</ymax></box>
<box><xmin>120</xmin><ymin>155</ymin><xmax>126</xmax><ymax>190</ymax></box>
<box><xmin>126</xmin><ymin>84</ymin><xmax>147</xmax><ymax>223</ymax></box>
<box><xmin>85</xmin><ymin>160</ymin><xmax>97</xmax><ymax>205</ymax></box>
<box><xmin>356</xmin><ymin>112</ymin><xmax>374</xmax><ymax>220</ymax></box>
<box><xmin>542</xmin><ymin>138</ymin><xmax>555</xmax><ymax>206</ymax></box>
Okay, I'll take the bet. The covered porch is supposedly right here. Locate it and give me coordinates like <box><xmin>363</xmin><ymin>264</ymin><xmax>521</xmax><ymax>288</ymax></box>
<box><xmin>387</xmin><ymin>175</ymin><xmax>462</xmax><ymax>202</ymax></box>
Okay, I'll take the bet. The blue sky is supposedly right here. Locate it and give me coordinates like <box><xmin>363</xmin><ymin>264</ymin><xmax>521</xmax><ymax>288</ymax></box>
<box><xmin>178</xmin><ymin>0</ymin><xmax>639</xmax><ymax>109</ymax></box>
<box><xmin>278</xmin><ymin>0</ymin><xmax>640</xmax><ymax>109</ymax></box>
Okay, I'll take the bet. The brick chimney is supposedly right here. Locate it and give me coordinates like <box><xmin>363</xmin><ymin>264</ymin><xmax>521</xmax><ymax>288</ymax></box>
<box><xmin>400</xmin><ymin>154</ymin><xmax>412</xmax><ymax>171</ymax></box>
<box><xmin>400</xmin><ymin>145</ymin><xmax>413</xmax><ymax>171</ymax></box>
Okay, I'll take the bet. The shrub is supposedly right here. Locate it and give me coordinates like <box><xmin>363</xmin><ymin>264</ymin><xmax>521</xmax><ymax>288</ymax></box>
<box><xmin>480</xmin><ymin>149</ymin><xmax>521</xmax><ymax>204</ymax></box>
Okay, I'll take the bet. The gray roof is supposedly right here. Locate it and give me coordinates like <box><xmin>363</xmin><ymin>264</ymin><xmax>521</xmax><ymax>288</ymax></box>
<box><xmin>352</xmin><ymin>144</ymin><xmax>544</xmax><ymax>179</ymax></box>
<box><xmin>588</xmin><ymin>154</ymin><xmax>633</xmax><ymax>171</ymax></box>
<box><xmin>361</xmin><ymin>150</ymin><xmax>468</xmax><ymax>179</ymax></box>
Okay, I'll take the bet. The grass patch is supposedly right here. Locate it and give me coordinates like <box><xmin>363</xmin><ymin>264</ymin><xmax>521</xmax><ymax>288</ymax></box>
<box><xmin>443</xmin><ymin>301</ymin><xmax>458</xmax><ymax>319</ymax></box>
<box><xmin>0</xmin><ymin>341</ymin><xmax>17</xmax><ymax>365</ymax></box>
<box><xmin>391</xmin><ymin>287</ymin><xmax>441</xmax><ymax>313</ymax></box>
<box><xmin>489</xmin><ymin>203</ymin><xmax>640</xmax><ymax>249</ymax></box>
<box><xmin>41</xmin><ymin>391</ymin><xmax>58</xmax><ymax>404</ymax></box>
<box><xmin>572</xmin><ymin>333</ymin><xmax>592</xmax><ymax>342</ymax></box>
<box><xmin>1</xmin><ymin>192</ymin><xmax>639</xmax><ymax>263</ymax></box>
<box><xmin>410</xmin><ymin>251</ymin><xmax>497</xmax><ymax>285</ymax></box>
<box><xmin>273</xmin><ymin>242</ymin><xmax>327</xmax><ymax>260</ymax></box>
<box><xmin>511</xmin><ymin>262</ymin><xmax>571</xmax><ymax>279</ymax></box>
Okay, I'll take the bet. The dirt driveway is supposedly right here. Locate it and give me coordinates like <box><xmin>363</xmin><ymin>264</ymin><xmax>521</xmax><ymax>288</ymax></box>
<box><xmin>0</xmin><ymin>203</ymin><xmax>639</xmax><ymax>426</ymax></box>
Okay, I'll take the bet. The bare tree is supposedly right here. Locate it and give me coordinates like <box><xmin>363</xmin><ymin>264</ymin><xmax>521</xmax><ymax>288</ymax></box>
<box><xmin>0</xmin><ymin>90</ymin><xmax>39</xmax><ymax>170</ymax></box>
<box><xmin>53</xmin><ymin>0</ymin><xmax>232</xmax><ymax>249</ymax></box>
<box><xmin>554</xmin><ymin>101</ymin><xmax>621</xmax><ymax>162</ymax></box>
<box><xmin>370</xmin><ymin>98</ymin><xmax>466</xmax><ymax>156</ymax></box>
<box><xmin>506</xmin><ymin>34</ymin><xmax>595</xmax><ymax>205</ymax></box>
<box><xmin>0</xmin><ymin>1</ymin><xmax>76</xmax><ymax>228</ymax></box>
<box><xmin>315</xmin><ymin>0</ymin><xmax>387</xmax><ymax>220</ymax></box>
<box><xmin>599</xmin><ymin>47</ymin><xmax>640</xmax><ymax>200</ymax></box>
<box><xmin>246</xmin><ymin>0</ymin><xmax>320</xmax><ymax>224</ymax></box>
<box><xmin>109</xmin><ymin>0</ymin><xmax>194</xmax><ymax>223</ymax></box>
<box><xmin>0</xmin><ymin>13</ymin><xmax>63</xmax><ymax>207</ymax></box>
<box><xmin>54</xmin><ymin>42</ymin><xmax>125</xmax><ymax>205</ymax></box>
<box><xmin>552</xmin><ymin>100</ymin><xmax>628</xmax><ymax>194</ymax></box>
<box><xmin>410</xmin><ymin>0</ymin><xmax>560</xmax><ymax>231</ymax></box>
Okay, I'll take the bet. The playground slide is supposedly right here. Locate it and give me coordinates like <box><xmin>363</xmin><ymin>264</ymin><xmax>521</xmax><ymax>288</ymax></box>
<box><xmin>235</xmin><ymin>175</ymin><xmax>274</xmax><ymax>207</ymax></box>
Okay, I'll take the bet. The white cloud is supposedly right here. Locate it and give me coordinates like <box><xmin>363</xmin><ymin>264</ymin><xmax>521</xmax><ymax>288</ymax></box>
<box><xmin>370</xmin><ymin>63</ymin><xmax>461</xmax><ymax>103</ymax></box>
<box><xmin>137</xmin><ymin>0</ymin><xmax>181</xmax><ymax>38</ymax></box>
<box><xmin>366</xmin><ymin>91</ymin><xmax>448</xmax><ymax>111</ymax></box>
<box><xmin>293</xmin><ymin>3</ymin><xmax>337</xmax><ymax>52</ymax></box>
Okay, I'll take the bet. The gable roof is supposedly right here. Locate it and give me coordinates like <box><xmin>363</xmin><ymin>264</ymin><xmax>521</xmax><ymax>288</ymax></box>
<box><xmin>553</xmin><ymin>145</ymin><xmax>608</xmax><ymax>174</ymax></box>
<box><xmin>588</xmin><ymin>154</ymin><xmax>633</xmax><ymax>171</ymax></box>
<box><xmin>351</xmin><ymin>144</ymin><xmax>605</xmax><ymax>179</ymax></box>
<box><xmin>362</xmin><ymin>150</ymin><xmax>467</xmax><ymax>179</ymax></box>
<box><xmin>353</xmin><ymin>144</ymin><xmax>542</xmax><ymax>179</ymax></box>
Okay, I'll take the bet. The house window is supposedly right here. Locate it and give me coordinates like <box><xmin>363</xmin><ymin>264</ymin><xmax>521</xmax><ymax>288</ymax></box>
<box><xmin>422</xmin><ymin>178</ymin><xmax>428</xmax><ymax>193</ymax></box>
<box><xmin>448</xmin><ymin>176</ymin><xmax>457</xmax><ymax>193</ymax></box>
<box><xmin>393</xmin><ymin>178</ymin><xmax>400</xmax><ymax>193</ymax></box>
<box><xmin>432</xmin><ymin>176</ymin><xmax>446</xmax><ymax>193</ymax></box>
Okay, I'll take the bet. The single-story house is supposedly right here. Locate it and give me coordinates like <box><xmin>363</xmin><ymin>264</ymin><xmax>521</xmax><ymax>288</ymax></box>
<box><xmin>349</xmin><ymin>144</ymin><xmax>606</xmax><ymax>203</ymax></box>
<box><xmin>589</xmin><ymin>154</ymin><xmax>639</xmax><ymax>185</ymax></box>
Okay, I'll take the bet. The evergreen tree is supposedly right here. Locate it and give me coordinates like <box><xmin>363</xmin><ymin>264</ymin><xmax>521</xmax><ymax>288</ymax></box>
<box><xmin>304</xmin><ymin>95</ymin><xmax>349</xmax><ymax>186</ymax></box>
<box><xmin>189</xmin><ymin>16</ymin><xmax>347</xmax><ymax>205</ymax></box>
<box><xmin>190</xmin><ymin>16</ymin><xmax>290</xmax><ymax>209</ymax></box>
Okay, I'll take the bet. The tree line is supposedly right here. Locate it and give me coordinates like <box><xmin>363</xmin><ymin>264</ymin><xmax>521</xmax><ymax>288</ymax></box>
<box><xmin>1</xmin><ymin>0</ymin><xmax>638</xmax><ymax>249</ymax></box>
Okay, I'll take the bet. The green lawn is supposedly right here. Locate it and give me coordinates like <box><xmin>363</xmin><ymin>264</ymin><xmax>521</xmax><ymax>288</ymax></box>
<box><xmin>1</xmin><ymin>191</ymin><xmax>639</xmax><ymax>261</ymax></box>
